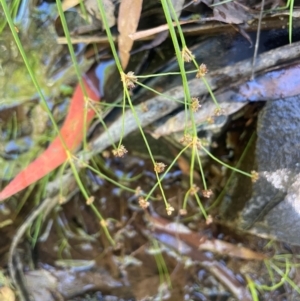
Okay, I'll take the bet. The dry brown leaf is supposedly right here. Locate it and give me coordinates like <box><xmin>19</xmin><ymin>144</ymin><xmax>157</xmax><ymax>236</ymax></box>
<box><xmin>150</xmin><ymin>216</ymin><xmax>254</xmax><ymax>300</ymax></box>
<box><xmin>118</xmin><ymin>0</ymin><xmax>143</xmax><ymax>69</ymax></box>
<box><xmin>149</xmin><ymin>215</ymin><xmax>267</xmax><ymax>260</ymax></box>
<box><xmin>25</xmin><ymin>270</ymin><xmax>58</xmax><ymax>301</ymax></box>
<box><xmin>0</xmin><ymin>286</ymin><xmax>15</xmax><ymax>301</ymax></box>
<box><xmin>199</xmin><ymin>239</ymin><xmax>267</xmax><ymax>260</ymax></box>
<box><xmin>201</xmin><ymin>0</ymin><xmax>253</xmax><ymax>24</ymax></box>
<box><xmin>129</xmin><ymin>19</ymin><xmax>195</xmax><ymax>41</ymax></box>
<box><xmin>63</xmin><ymin>0</ymin><xmax>116</xmax><ymax>28</ymax></box>
<box><xmin>62</xmin><ymin>0</ymin><xmax>80</xmax><ymax>11</ymax></box>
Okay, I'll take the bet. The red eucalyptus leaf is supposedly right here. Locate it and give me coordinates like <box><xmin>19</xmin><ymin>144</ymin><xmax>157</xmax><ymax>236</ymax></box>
<box><xmin>0</xmin><ymin>76</ymin><xmax>100</xmax><ymax>201</ymax></box>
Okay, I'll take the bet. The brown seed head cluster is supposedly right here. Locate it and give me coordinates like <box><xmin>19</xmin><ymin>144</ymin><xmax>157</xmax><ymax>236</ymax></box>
<box><xmin>102</xmin><ymin>150</ymin><xmax>110</xmax><ymax>158</ymax></box>
<box><xmin>206</xmin><ymin>116</ymin><xmax>215</xmax><ymax>124</ymax></box>
<box><xmin>206</xmin><ymin>215</ymin><xmax>213</xmax><ymax>225</ymax></box>
<box><xmin>190</xmin><ymin>184</ymin><xmax>200</xmax><ymax>196</ymax></box>
<box><xmin>59</xmin><ymin>196</ymin><xmax>66</xmax><ymax>204</ymax></box>
<box><xmin>121</xmin><ymin>71</ymin><xmax>137</xmax><ymax>89</ymax></box>
<box><xmin>86</xmin><ymin>96</ymin><xmax>102</xmax><ymax>112</ymax></box>
<box><xmin>180</xmin><ymin>134</ymin><xmax>202</xmax><ymax>149</ymax></box>
<box><xmin>179</xmin><ymin>208</ymin><xmax>187</xmax><ymax>215</ymax></box>
<box><xmin>138</xmin><ymin>197</ymin><xmax>150</xmax><ymax>209</ymax></box>
<box><xmin>166</xmin><ymin>204</ymin><xmax>175</xmax><ymax>216</ymax></box>
<box><xmin>202</xmin><ymin>189</ymin><xmax>213</xmax><ymax>198</ymax></box>
<box><xmin>251</xmin><ymin>170</ymin><xmax>259</xmax><ymax>182</ymax></box>
<box><xmin>191</xmin><ymin>97</ymin><xmax>201</xmax><ymax>112</ymax></box>
<box><xmin>86</xmin><ymin>196</ymin><xmax>95</xmax><ymax>205</ymax></box>
<box><xmin>112</xmin><ymin>145</ymin><xmax>128</xmax><ymax>157</ymax></box>
<box><xmin>180</xmin><ymin>133</ymin><xmax>193</xmax><ymax>146</ymax></box>
<box><xmin>100</xmin><ymin>219</ymin><xmax>108</xmax><ymax>227</ymax></box>
<box><xmin>182</xmin><ymin>47</ymin><xmax>195</xmax><ymax>63</ymax></box>
<box><xmin>214</xmin><ymin>107</ymin><xmax>225</xmax><ymax>116</ymax></box>
<box><xmin>154</xmin><ymin>162</ymin><xmax>167</xmax><ymax>173</ymax></box>
<box><xmin>192</xmin><ymin>136</ymin><xmax>202</xmax><ymax>150</ymax></box>
<box><xmin>196</xmin><ymin>64</ymin><xmax>208</xmax><ymax>78</ymax></box>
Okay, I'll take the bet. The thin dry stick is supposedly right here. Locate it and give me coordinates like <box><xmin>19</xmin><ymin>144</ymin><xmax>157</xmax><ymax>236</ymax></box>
<box><xmin>251</xmin><ymin>0</ymin><xmax>265</xmax><ymax>79</ymax></box>
<box><xmin>129</xmin><ymin>20</ymin><xmax>195</xmax><ymax>40</ymax></box>
<box><xmin>57</xmin><ymin>35</ymin><xmax>117</xmax><ymax>44</ymax></box>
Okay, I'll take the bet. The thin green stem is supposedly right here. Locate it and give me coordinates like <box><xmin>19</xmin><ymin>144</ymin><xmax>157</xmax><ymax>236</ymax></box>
<box><xmin>289</xmin><ymin>0</ymin><xmax>294</xmax><ymax>43</ymax></box>
<box><xmin>145</xmin><ymin>143</ymin><xmax>191</xmax><ymax>201</ymax></box>
<box><xmin>201</xmin><ymin>76</ymin><xmax>220</xmax><ymax>110</ymax></box>
<box><xmin>0</xmin><ymin>0</ymin><xmax>63</xmax><ymax>146</ymax></box>
<box><xmin>194</xmin><ymin>194</ymin><xmax>207</xmax><ymax>218</ymax></box>
<box><xmin>55</xmin><ymin>0</ymin><xmax>90</xmax><ymax>149</ymax></box>
<box><xmin>202</xmin><ymin>145</ymin><xmax>253</xmax><ymax>178</ymax></box>
<box><xmin>96</xmin><ymin>0</ymin><xmax>122</xmax><ymax>72</ymax></box>
<box><xmin>208</xmin><ymin>132</ymin><xmax>256</xmax><ymax>211</ymax></box>
<box><xmin>90</xmin><ymin>203</ymin><xmax>115</xmax><ymax>246</ymax></box>
<box><xmin>196</xmin><ymin>150</ymin><xmax>207</xmax><ymax>190</ymax></box>
<box><xmin>189</xmin><ymin>145</ymin><xmax>196</xmax><ymax>187</ymax></box>
<box><xmin>137</xmin><ymin>81</ymin><xmax>185</xmax><ymax>104</ymax></box>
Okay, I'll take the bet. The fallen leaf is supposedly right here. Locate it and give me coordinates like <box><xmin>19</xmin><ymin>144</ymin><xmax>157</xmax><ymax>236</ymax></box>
<box><xmin>129</xmin><ymin>19</ymin><xmax>194</xmax><ymax>41</ymax></box>
<box><xmin>62</xmin><ymin>0</ymin><xmax>80</xmax><ymax>11</ymax></box>
<box><xmin>150</xmin><ymin>215</ymin><xmax>253</xmax><ymax>300</ymax></box>
<box><xmin>198</xmin><ymin>238</ymin><xmax>267</xmax><ymax>260</ymax></box>
<box><xmin>200</xmin><ymin>0</ymin><xmax>253</xmax><ymax>24</ymax></box>
<box><xmin>0</xmin><ymin>77</ymin><xmax>100</xmax><ymax>202</ymax></box>
<box><xmin>149</xmin><ymin>214</ymin><xmax>267</xmax><ymax>260</ymax></box>
<box><xmin>130</xmin><ymin>31</ymin><xmax>169</xmax><ymax>54</ymax></box>
<box><xmin>25</xmin><ymin>270</ymin><xmax>58</xmax><ymax>301</ymax></box>
<box><xmin>0</xmin><ymin>286</ymin><xmax>15</xmax><ymax>301</ymax></box>
<box><xmin>25</xmin><ymin>268</ymin><xmax>124</xmax><ymax>300</ymax></box>
<box><xmin>118</xmin><ymin>0</ymin><xmax>143</xmax><ymax>69</ymax></box>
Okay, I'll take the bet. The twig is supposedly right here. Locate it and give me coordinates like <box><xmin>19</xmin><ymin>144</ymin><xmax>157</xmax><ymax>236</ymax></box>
<box><xmin>251</xmin><ymin>0</ymin><xmax>265</xmax><ymax>79</ymax></box>
<box><xmin>56</xmin><ymin>35</ymin><xmax>117</xmax><ymax>45</ymax></box>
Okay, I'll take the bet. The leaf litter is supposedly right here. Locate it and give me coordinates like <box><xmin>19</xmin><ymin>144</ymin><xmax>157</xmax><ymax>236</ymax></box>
<box><xmin>118</xmin><ymin>0</ymin><xmax>143</xmax><ymax>69</ymax></box>
<box><xmin>2</xmin><ymin>0</ymin><xmax>300</xmax><ymax>300</ymax></box>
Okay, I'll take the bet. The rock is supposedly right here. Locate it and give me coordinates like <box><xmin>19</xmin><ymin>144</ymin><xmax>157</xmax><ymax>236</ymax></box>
<box><xmin>221</xmin><ymin>95</ymin><xmax>300</xmax><ymax>245</ymax></box>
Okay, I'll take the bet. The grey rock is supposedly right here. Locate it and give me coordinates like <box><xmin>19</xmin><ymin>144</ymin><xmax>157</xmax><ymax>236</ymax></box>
<box><xmin>223</xmin><ymin>96</ymin><xmax>300</xmax><ymax>245</ymax></box>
